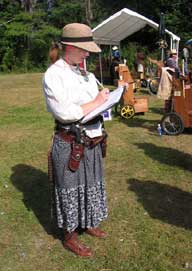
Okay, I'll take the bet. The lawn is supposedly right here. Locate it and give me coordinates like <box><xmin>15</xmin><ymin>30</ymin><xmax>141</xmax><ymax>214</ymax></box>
<box><xmin>0</xmin><ymin>73</ymin><xmax>192</xmax><ymax>271</ymax></box>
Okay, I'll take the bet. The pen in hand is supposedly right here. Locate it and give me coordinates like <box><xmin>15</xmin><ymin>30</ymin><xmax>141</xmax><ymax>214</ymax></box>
<box><xmin>96</xmin><ymin>78</ymin><xmax>104</xmax><ymax>89</ymax></box>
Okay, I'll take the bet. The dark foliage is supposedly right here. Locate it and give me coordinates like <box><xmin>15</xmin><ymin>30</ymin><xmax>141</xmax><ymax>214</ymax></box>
<box><xmin>0</xmin><ymin>0</ymin><xmax>191</xmax><ymax>72</ymax></box>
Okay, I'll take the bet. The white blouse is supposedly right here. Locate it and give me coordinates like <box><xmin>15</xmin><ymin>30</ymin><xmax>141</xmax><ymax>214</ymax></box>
<box><xmin>43</xmin><ymin>59</ymin><xmax>102</xmax><ymax>138</ymax></box>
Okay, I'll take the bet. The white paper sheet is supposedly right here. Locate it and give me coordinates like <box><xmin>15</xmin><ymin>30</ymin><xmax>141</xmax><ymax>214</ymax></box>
<box><xmin>81</xmin><ymin>86</ymin><xmax>124</xmax><ymax>124</ymax></box>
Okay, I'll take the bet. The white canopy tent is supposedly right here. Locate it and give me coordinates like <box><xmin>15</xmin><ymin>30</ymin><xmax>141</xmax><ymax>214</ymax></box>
<box><xmin>92</xmin><ymin>8</ymin><xmax>180</xmax><ymax>83</ymax></box>
<box><xmin>92</xmin><ymin>8</ymin><xmax>180</xmax><ymax>49</ymax></box>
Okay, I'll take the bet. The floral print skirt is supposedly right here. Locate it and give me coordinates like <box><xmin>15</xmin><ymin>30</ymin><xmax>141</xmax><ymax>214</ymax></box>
<box><xmin>51</xmin><ymin>134</ymin><xmax>108</xmax><ymax>233</ymax></box>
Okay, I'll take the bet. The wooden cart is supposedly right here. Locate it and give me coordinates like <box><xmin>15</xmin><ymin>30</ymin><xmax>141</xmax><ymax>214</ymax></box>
<box><xmin>115</xmin><ymin>64</ymin><xmax>148</xmax><ymax>119</ymax></box>
<box><xmin>160</xmin><ymin>77</ymin><xmax>192</xmax><ymax>135</ymax></box>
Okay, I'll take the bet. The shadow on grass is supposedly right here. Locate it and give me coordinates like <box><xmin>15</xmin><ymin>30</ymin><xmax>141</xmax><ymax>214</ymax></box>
<box><xmin>135</xmin><ymin>143</ymin><xmax>192</xmax><ymax>172</ymax></box>
<box><xmin>128</xmin><ymin>178</ymin><xmax>192</xmax><ymax>230</ymax></box>
<box><xmin>149</xmin><ymin>106</ymin><xmax>164</xmax><ymax>115</ymax></box>
<box><xmin>116</xmin><ymin>116</ymin><xmax>159</xmax><ymax>133</ymax></box>
<box><xmin>11</xmin><ymin>164</ymin><xmax>62</xmax><ymax>240</ymax></box>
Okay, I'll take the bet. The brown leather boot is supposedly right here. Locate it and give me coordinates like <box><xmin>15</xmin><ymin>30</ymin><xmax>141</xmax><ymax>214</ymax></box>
<box><xmin>85</xmin><ymin>228</ymin><xmax>107</xmax><ymax>238</ymax></box>
<box><xmin>63</xmin><ymin>231</ymin><xmax>92</xmax><ymax>257</ymax></box>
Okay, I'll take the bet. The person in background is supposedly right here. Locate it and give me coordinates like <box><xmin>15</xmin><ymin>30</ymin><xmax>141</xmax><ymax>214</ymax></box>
<box><xmin>134</xmin><ymin>51</ymin><xmax>145</xmax><ymax>80</ymax></box>
<box><xmin>110</xmin><ymin>46</ymin><xmax>121</xmax><ymax>84</ymax></box>
<box><xmin>43</xmin><ymin>23</ymin><xmax>110</xmax><ymax>257</ymax></box>
<box><xmin>112</xmin><ymin>45</ymin><xmax>119</xmax><ymax>54</ymax></box>
<box><xmin>165</xmin><ymin>48</ymin><xmax>180</xmax><ymax>78</ymax></box>
<box><xmin>182</xmin><ymin>43</ymin><xmax>191</xmax><ymax>75</ymax></box>
<box><xmin>158</xmin><ymin>49</ymin><xmax>180</xmax><ymax>112</ymax></box>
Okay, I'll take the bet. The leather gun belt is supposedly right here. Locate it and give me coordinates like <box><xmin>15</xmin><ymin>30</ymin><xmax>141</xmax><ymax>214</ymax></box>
<box><xmin>56</xmin><ymin>130</ymin><xmax>104</xmax><ymax>148</ymax></box>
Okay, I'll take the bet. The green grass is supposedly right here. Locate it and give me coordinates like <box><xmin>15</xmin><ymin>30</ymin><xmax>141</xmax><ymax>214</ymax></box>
<box><xmin>1</xmin><ymin>73</ymin><xmax>192</xmax><ymax>271</ymax></box>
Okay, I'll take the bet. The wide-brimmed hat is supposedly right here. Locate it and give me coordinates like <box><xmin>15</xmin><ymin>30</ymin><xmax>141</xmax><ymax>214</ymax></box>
<box><xmin>170</xmin><ymin>49</ymin><xmax>177</xmax><ymax>55</ymax></box>
<box><xmin>61</xmin><ymin>23</ymin><xmax>101</xmax><ymax>53</ymax></box>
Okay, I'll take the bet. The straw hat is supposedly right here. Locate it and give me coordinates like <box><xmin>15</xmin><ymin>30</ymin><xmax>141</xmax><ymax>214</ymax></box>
<box><xmin>170</xmin><ymin>49</ymin><xmax>177</xmax><ymax>55</ymax></box>
<box><xmin>61</xmin><ymin>23</ymin><xmax>101</xmax><ymax>53</ymax></box>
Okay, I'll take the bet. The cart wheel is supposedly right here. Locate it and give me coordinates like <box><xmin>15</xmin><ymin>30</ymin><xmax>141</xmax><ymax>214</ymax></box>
<box><xmin>148</xmin><ymin>77</ymin><xmax>159</xmax><ymax>95</ymax></box>
<box><xmin>114</xmin><ymin>103</ymin><xmax>121</xmax><ymax>115</ymax></box>
<box><xmin>161</xmin><ymin>112</ymin><xmax>184</xmax><ymax>135</ymax></box>
<box><xmin>120</xmin><ymin>105</ymin><xmax>135</xmax><ymax>119</ymax></box>
<box><xmin>140</xmin><ymin>79</ymin><xmax>148</xmax><ymax>88</ymax></box>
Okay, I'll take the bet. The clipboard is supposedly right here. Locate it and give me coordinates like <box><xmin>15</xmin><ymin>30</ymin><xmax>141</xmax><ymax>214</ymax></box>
<box><xmin>81</xmin><ymin>86</ymin><xmax>124</xmax><ymax>124</ymax></box>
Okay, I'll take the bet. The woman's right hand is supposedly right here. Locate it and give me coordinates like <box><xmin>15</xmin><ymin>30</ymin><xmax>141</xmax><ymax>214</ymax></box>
<box><xmin>81</xmin><ymin>88</ymin><xmax>110</xmax><ymax>116</ymax></box>
<box><xmin>94</xmin><ymin>88</ymin><xmax>110</xmax><ymax>106</ymax></box>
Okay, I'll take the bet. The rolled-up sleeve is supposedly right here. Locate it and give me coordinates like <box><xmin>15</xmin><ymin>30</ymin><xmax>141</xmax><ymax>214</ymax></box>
<box><xmin>43</xmin><ymin>68</ymin><xmax>84</xmax><ymax>123</ymax></box>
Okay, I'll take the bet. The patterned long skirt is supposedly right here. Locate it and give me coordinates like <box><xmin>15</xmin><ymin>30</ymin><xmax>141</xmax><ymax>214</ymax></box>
<box><xmin>50</xmin><ymin>134</ymin><xmax>108</xmax><ymax>233</ymax></box>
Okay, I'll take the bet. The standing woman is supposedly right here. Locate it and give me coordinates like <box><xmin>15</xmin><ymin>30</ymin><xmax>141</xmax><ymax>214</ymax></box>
<box><xmin>43</xmin><ymin>23</ymin><xmax>110</xmax><ymax>257</ymax></box>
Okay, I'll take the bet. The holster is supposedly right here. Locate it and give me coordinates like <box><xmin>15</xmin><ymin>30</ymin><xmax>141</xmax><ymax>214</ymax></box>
<box><xmin>68</xmin><ymin>143</ymin><xmax>84</xmax><ymax>172</ymax></box>
<box><xmin>101</xmin><ymin>136</ymin><xmax>107</xmax><ymax>158</ymax></box>
<box><xmin>100</xmin><ymin>132</ymin><xmax>108</xmax><ymax>158</ymax></box>
<box><xmin>55</xmin><ymin>127</ymin><xmax>107</xmax><ymax>171</ymax></box>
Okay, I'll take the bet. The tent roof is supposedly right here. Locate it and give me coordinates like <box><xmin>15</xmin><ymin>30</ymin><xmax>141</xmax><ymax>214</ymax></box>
<box><xmin>92</xmin><ymin>8</ymin><xmax>180</xmax><ymax>45</ymax></box>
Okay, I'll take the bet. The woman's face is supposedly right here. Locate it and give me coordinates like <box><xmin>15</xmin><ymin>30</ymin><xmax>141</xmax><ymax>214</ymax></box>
<box><xmin>172</xmin><ymin>54</ymin><xmax>178</xmax><ymax>60</ymax></box>
<box><xmin>65</xmin><ymin>45</ymin><xmax>89</xmax><ymax>65</ymax></box>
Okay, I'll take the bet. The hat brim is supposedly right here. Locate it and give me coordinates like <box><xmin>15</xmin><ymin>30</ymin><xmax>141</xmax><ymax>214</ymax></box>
<box><xmin>61</xmin><ymin>41</ymin><xmax>101</xmax><ymax>53</ymax></box>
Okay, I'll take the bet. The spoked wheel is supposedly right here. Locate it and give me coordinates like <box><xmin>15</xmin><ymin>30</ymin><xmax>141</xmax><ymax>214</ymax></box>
<box><xmin>161</xmin><ymin>112</ymin><xmax>184</xmax><ymax>135</ymax></box>
<box><xmin>114</xmin><ymin>103</ymin><xmax>121</xmax><ymax>115</ymax></box>
<box><xmin>120</xmin><ymin>105</ymin><xmax>135</xmax><ymax>119</ymax></box>
<box><xmin>140</xmin><ymin>79</ymin><xmax>148</xmax><ymax>88</ymax></box>
<box><xmin>148</xmin><ymin>77</ymin><xmax>159</xmax><ymax>95</ymax></box>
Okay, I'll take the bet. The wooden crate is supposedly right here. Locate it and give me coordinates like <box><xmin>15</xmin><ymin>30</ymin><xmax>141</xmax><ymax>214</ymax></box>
<box><xmin>134</xmin><ymin>97</ymin><xmax>148</xmax><ymax>113</ymax></box>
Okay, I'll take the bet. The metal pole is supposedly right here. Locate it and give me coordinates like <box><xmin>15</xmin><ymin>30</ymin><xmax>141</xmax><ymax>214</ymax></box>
<box><xmin>99</xmin><ymin>50</ymin><xmax>103</xmax><ymax>84</ymax></box>
<box><xmin>119</xmin><ymin>42</ymin><xmax>121</xmax><ymax>62</ymax></box>
<box><xmin>182</xmin><ymin>59</ymin><xmax>185</xmax><ymax>98</ymax></box>
<box><xmin>110</xmin><ymin>45</ymin><xmax>112</xmax><ymax>63</ymax></box>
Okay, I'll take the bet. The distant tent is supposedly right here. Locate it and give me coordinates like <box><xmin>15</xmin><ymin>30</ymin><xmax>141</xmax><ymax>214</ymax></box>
<box><xmin>92</xmin><ymin>8</ymin><xmax>180</xmax><ymax>83</ymax></box>
<box><xmin>92</xmin><ymin>8</ymin><xmax>180</xmax><ymax>50</ymax></box>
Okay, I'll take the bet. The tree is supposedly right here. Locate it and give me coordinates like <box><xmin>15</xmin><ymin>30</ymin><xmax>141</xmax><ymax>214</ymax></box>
<box><xmin>20</xmin><ymin>0</ymin><xmax>38</xmax><ymax>13</ymax></box>
<box><xmin>85</xmin><ymin>0</ymin><xmax>93</xmax><ymax>25</ymax></box>
<box><xmin>0</xmin><ymin>0</ymin><xmax>192</xmax><ymax>72</ymax></box>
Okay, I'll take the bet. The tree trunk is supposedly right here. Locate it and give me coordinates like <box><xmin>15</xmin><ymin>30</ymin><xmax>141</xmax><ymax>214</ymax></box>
<box><xmin>85</xmin><ymin>0</ymin><xmax>93</xmax><ymax>25</ymax></box>
<box><xmin>20</xmin><ymin>0</ymin><xmax>37</xmax><ymax>13</ymax></box>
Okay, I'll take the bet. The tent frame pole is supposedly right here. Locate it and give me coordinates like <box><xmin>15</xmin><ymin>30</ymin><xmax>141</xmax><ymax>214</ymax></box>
<box><xmin>99</xmin><ymin>50</ymin><xmax>103</xmax><ymax>84</ymax></box>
